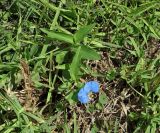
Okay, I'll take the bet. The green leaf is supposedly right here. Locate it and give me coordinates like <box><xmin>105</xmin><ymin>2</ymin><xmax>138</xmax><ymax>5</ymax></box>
<box><xmin>129</xmin><ymin>112</ymin><xmax>139</xmax><ymax>121</ymax></box>
<box><xmin>65</xmin><ymin>91</ymin><xmax>77</xmax><ymax>105</ymax></box>
<box><xmin>99</xmin><ymin>91</ymin><xmax>108</xmax><ymax>105</ymax></box>
<box><xmin>152</xmin><ymin>72</ymin><xmax>160</xmax><ymax>89</ymax></box>
<box><xmin>39</xmin><ymin>0</ymin><xmax>69</xmax><ymax>12</ymax></box>
<box><xmin>124</xmin><ymin>16</ymin><xmax>147</xmax><ymax>43</ymax></box>
<box><xmin>135</xmin><ymin>58</ymin><xmax>145</xmax><ymax>71</ymax></box>
<box><xmin>30</xmin><ymin>44</ymin><xmax>39</xmax><ymax>57</ymax></box>
<box><xmin>25</xmin><ymin>112</ymin><xmax>45</xmax><ymax>123</ymax></box>
<box><xmin>0</xmin><ymin>63</ymin><xmax>18</xmax><ymax>72</ymax></box>
<box><xmin>74</xmin><ymin>24</ymin><xmax>95</xmax><ymax>44</ymax></box>
<box><xmin>130</xmin><ymin>2</ymin><xmax>158</xmax><ymax>17</ymax></box>
<box><xmin>81</xmin><ymin>64</ymin><xmax>104</xmax><ymax>77</ymax></box>
<box><xmin>80</xmin><ymin>45</ymin><xmax>101</xmax><ymax>60</ymax></box>
<box><xmin>55</xmin><ymin>64</ymin><xmax>67</xmax><ymax>70</ymax></box>
<box><xmin>70</xmin><ymin>46</ymin><xmax>82</xmax><ymax>81</ymax></box>
<box><xmin>129</xmin><ymin>37</ymin><xmax>141</xmax><ymax>57</ymax></box>
<box><xmin>114</xmin><ymin>119</ymin><xmax>119</xmax><ymax>133</ymax></box>
<box><xmin>141</xmin><ymin>18</ymin><xmax>160</xmax><ymax>39</ymax></box>
<box><xmin>70</xmin><ymin>45</ymin><xmax>100</xmax><ymax>80</ymax></box>
<box><xmin>145</xmin><ymin>125</ymin><xmax>151</xmax><ymax>133</ymax></box>
<box><xmin>56</xmin><ymin>51</ymin><xmax>68</xmax><ymax>64</ymax></box>
<box><xmin>151</xmin><ymin>123</ymin><xmax>156</xmax><ymax>133</ymax></box>
<box><xmin>40</xmin><ymin>28</ymin><xmax>74</xmax><ymax>44</ymax></box>
<box><xmin>91</xmin><ymin>125</ymin><xmax>99</xmax><ymax>133</ymax></box>
<box><xmin>73</xmin><ymin>112</ymin><xmax>78</xmax><ymax>133</ymax></box>
<box><xmin>155</xmin><ymin>11</ymin><xmax>160</xmax><ymax>16</ymax></box>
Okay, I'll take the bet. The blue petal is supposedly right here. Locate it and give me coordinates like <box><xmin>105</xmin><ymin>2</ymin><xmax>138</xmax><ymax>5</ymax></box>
<box><xmin>83</xmin><ymin>85</ymin><xmax>91</xmax><ymax>94</ymax></box>
<box><xmin>79</xmin><ymin>94</ymin><xmax>89</xmax><ymax>104</ymax></box>
<box><xmin>85</xmin><ymin>81</ymin><xmax>99</xmax><ymax>93</ymax></box>
<box><xmin>78</xmin><ymin>88</ymin><xmax>89</xmax><ymax>104</ymax></box>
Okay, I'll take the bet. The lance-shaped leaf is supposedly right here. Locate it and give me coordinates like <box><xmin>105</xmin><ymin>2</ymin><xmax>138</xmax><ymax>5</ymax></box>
<box><xmin>74</xmin><ymin>24</ymin><xmax>95</xmax><ymax>44</ymax></box>
<box><xmin>80</xmin><ymin>45</ymin><xmax>101</xmax><ymax>60</ymax></box>
<box><xmin>70</xmin><ymin>46</ymin><xmax>82</xmax><ymax>81</ymax></box>
<box><xmin>41</xmin><ymin>28</ymin><xmax>74</xmax><ymax>44</ymax></box>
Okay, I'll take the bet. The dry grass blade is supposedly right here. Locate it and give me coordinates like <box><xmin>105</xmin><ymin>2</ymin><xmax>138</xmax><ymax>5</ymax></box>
<box><xmin>20</xmin><ymin>59</ymin><xmax>36</xmax><ymax>111</ymax></box>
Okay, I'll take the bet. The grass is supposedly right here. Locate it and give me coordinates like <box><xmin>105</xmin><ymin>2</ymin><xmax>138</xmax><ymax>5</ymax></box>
<box><xmin>0</xmin><ymin>0</ymin><xmax>160</xmax><ymax>132</ymax></box>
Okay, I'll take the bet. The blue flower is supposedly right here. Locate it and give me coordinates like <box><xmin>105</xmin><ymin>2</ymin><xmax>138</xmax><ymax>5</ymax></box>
<box><xmin>77</xmin><ymin>88</ymin><xmax>89</xmax><ymax>104</ymax></box>
<box><xmin>84</xmin><ymin>81</ymin><xmax>99</xmax><ymax>93</ymax></box>
<box><xmin>77</xmin><ymin>81</ymin><xmax>99</xmax><ymax>104</ymax></box>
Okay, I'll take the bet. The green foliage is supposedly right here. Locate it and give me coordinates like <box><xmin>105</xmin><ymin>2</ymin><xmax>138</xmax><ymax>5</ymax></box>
<box><xmin>41</xmin><ymin>28</ymin><xmax>74</xmax><ymax>44</ymax></box>
<box><xmin>70</xmin><ymin>45</ymin><xmax>100</xmax><ymax>81</ymax></box>
<box><xmin>74</xmin><ymin>24</ymin><xmax>95</xmax><ymax>44</ymax></box>
<box><xmin>0</xmin><ymin>0</ymin><xmax>160</xmax><ymax>132</ymax></box>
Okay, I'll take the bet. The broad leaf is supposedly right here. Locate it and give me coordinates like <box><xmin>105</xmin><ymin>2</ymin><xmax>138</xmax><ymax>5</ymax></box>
<box><xmin>74</xmin><ymin>24</ymin><xmax>95</xmax><ymax>44</ymax></box>
<box><xmin>70</xmin><ymin>45</ymin><xmax>100</xmax><ymax>80</ymax></box>
<box><xmin>80</xmin><ymin>45</ymin><xmax>101</xmax><ymax>60</ymax></box>
<box><xmin>99</xmin><ymin>91</ymin><xmax>108</xmax><ymax>105</ymax></box>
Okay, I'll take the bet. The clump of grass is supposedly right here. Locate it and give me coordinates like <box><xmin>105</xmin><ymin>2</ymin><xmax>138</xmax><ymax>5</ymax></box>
<box><xmin>0</xmin><ymin>0</ymin><xmax>160</xmax><ymax>132</ymax></box>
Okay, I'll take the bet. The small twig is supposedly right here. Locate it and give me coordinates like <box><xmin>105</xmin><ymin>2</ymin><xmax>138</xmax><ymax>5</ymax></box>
<box><xmin>127</xmin><ymin>81</ymin><xmax>144</xmax><ymax>98</ymax></box>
